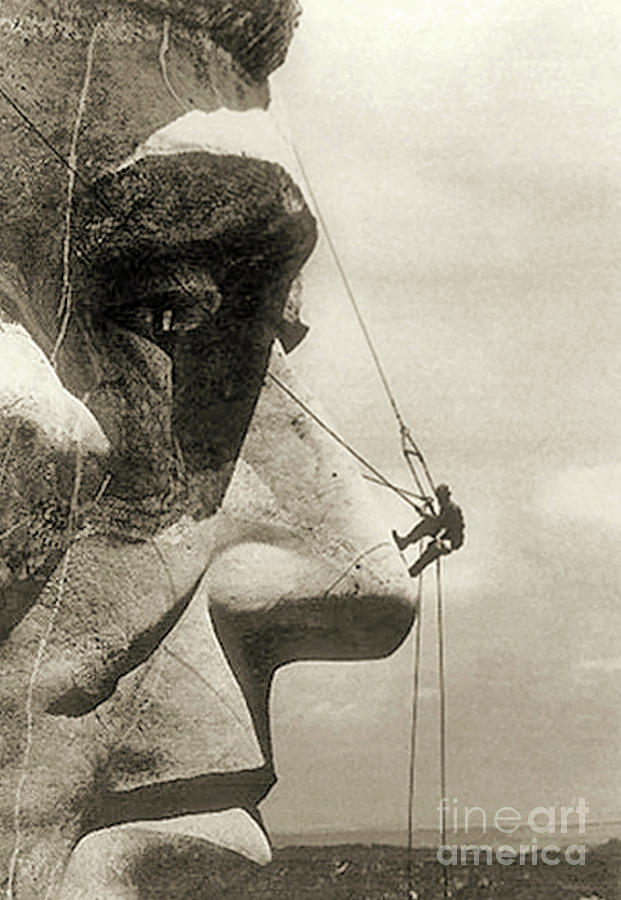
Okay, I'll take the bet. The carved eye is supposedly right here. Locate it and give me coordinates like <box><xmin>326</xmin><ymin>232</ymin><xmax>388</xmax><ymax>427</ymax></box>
<box><xmin>167</xmin><ymin>293</ymin><xmax>222</xmax><ymax>334</ymax></box>
<box><xmin>105</xmin><ymin>263</ymin><xmax>222</xmax><ymax>343</ymax></box>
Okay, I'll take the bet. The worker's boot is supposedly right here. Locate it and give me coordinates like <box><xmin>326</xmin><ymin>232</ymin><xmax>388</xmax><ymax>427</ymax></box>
<box><xmin>391</xmin><ymin>529</ymin><xmax>408</xmax><ymax>552</ymax></box>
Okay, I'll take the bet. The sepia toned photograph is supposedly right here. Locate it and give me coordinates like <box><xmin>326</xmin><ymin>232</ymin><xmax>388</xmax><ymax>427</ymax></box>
<box><xmin>0</xmin><ymin>1</ymin><xmax>619</xmax><ymax>897</ymax></box>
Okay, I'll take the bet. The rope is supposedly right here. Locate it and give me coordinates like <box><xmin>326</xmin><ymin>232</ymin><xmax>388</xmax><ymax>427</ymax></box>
<box><xmin>0</xmin><ymin>85</ymin><xmax>93</xmax><ymax>194</ymax></box>
<box><xmin>362</xmin><ymin>472</ymin><xmax>429</xmax><ymax>504</ymax></box>
<box><xmin>289</xmin><ymin>131</ymin><xmax>452</xmax><ymax>900</ymax></box>
<box><xmin>402</xmin><ymin>426</ymin><xmax>437</xmax><ymax>504</ymax></box>
<box><xmin>407</xmin><ymin>568</ymin><xmax>424</xmax><ymax>898</ymax></box>
<box><xmin>267</xmin><ymin>371</ymin><xmax>424</xmax><ymax>514</ymax></box>
<box><xmin>401</xmin><ymin>427</ymin><xmax>436</xmax><ymax>510</ymax></box>
<box><xmin>289</xmin><ymin>141</ymin><xmax>404</xmax><ymax>428</ymax></box>
<box><xmin>287</xmin><ymin>137</ymin><xmax>439</xmax><ymax>503</ymax></box>
<box><xmin>435</xmin><ymin>558</ymin><xmax>450</xmax><ymax>900</ymax></box>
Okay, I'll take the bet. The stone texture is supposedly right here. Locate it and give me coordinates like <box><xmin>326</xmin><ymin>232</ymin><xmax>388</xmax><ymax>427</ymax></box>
<box><xmin>0</xmin><ymin>1</ymin><xmax>418</xmax><ymax>897</ymax></box>
<box><xmin>61</xmin><ymin>818</ymin><xmax>271</xmax><ymax>899</ymax></box>
<box><xmin>122</xmin><ymin>0</ymin><xmax>303</xmax><ymax>80</ymax></box>
<box><xmin>0</xmin><ymin>1</ymin><xmax>288</xmax><ymax>274</ymax></box>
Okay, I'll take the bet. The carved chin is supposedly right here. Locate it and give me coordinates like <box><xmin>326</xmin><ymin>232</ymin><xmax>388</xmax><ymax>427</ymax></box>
<box><xmin>60</xmin><ymin>809</ymin><xmax>272</xmax><ymax>899</ymax></box>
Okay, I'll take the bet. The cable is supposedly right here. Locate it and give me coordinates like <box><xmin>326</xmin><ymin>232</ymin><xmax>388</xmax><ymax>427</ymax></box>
<box><xmin>287</xmin><ymin>137</ymin><xmax>438</xmax><ymax>501</ymax></box>
<box><xmin>266</xmin><ymin>371</ymin><xmax>423</xmax><ymax>514</ymax></box>
<box><xmin>291</xmin><ymin>143</ymin><xmax>403</xmax><ymax>425</ymax></box>
<box><xmin>402</xmin><ymin>424</ymin><xmax>438</xmax><ymax>503</ymax></box>
<box><xmin>402</xmin><ymin>427</ymin><xmax>436</xmax><ymax>508</ymax></box>
<box><xmin>362</xmin><ymin>472</ymin><xmax>430</xmax><ymax>504</ymax></box>
<box><xmin>407</xmin><ymin>568</ymin><xmax>424</xmax><ymax>898</ymax></box>
<box><xmin>0</xmin><ymin>84</ymin><xmax>93</xmax><ymax>194</ymax></box>
<box><xmin>436</xmin><ymin>558</ymin><xmax>450</xmax><ymax>900</ymax></box>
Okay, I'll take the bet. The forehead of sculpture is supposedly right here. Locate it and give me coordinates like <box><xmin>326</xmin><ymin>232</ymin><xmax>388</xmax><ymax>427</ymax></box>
<box><xmin>0</xmin><ymin>2</ymin><xmax>305</xmax><ymax>258</ymax></box>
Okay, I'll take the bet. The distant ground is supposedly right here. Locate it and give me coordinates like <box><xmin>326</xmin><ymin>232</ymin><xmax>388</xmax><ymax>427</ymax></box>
<box><xmin>133</xmin><ymin>841</ymin><xmax>621</xmax><ymax>898</ymax></box>
<box><xmin>273</xmin><ymin>823</ymin><xmax>621</xmax><ymax>850</ymax></box>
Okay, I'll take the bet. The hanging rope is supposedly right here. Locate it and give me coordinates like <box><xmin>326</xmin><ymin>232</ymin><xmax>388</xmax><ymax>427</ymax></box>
<box><xmin>362</xmin><ymin>473</ymin><xmax>429</xmax><ymax>504</ymax></box>
<box><xmin>436</xmin><ymin>558</ymin><xmax>450</xmax><ymax>900</ymax></box>
<box><xmin>287</xmin><ymin>137</ymin><xmax>438</xmax><ymax>508</ymax></box>
<box><xmin>284</xmin><ymin>135</ymin><xmax>453</xmax><ymax>900</ymax></box>
<box><xmin>407</xmin><ymin>568</ymin><xmax>424</xmax><ymax>898</ymax></box>
<box><xmin>401</xmin><ymin>426</ymin><xmax>437</xmax><ymax>511</ymax></box>
<box><xmin>267</xmin><ymin>371</ymin><xmax>423</xmax><ymax>514</ymax></box>
<box><xmin>288</xmin><ymin>142</ymin><xmax>403</xmax><ymax>426</ymax></box>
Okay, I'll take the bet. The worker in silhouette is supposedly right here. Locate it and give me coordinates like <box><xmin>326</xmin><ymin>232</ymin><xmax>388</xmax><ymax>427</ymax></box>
<box><xmin>392</xmin><ymin>484</ymin><xmax>464</xmax><ymax>578</ymax></box>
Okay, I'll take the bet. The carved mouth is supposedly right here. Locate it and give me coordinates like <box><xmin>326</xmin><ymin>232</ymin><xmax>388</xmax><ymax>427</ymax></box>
<box><xmin>86</xmin><ymin>766</ymin><xmax>276</xmax><ymax>833</ymax></box>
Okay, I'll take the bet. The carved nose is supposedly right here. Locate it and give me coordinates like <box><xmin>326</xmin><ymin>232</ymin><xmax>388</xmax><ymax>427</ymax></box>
<box><xmin>314</xmin><ymin>541</ymin><xmax>417</xmax><ymax>660</ymax></box>
<box><xmin>209</xmin><ymin>502</ymin><xmax>416</xmax><ymax>668</ymax></box>
<box><xmin>208</xmin><ymin>350</ymin><xmax>418</xmax><ymax>669</ymax></box>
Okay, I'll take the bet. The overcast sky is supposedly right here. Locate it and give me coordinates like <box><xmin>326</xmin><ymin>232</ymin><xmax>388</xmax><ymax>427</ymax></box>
<box><xmin>260</xmin><ymin>0</ymin><xmax>621</xmax><ymax>838</ymax></box>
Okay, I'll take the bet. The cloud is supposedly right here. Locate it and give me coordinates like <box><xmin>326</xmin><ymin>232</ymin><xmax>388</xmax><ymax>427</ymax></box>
<box><xmin>576</xmin><ymin>657</ymin><xmax>621</xmax><ymax>674</ymax></box>
<box><xmin>535</xmin><ymin>463</ymin><xmax>621</xmax><ymax>529</ymax></box>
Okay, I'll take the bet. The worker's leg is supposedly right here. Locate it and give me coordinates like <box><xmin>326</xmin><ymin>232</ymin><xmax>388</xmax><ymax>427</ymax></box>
<box><xmin>408</xmin><ymin>540</ymin><xmax>449</xmax><ymax>578</ymax></box>
<box><xmin>392</xmin><ymin>516</ymin><xmax>439</xmax><ymax>552</ymax></box>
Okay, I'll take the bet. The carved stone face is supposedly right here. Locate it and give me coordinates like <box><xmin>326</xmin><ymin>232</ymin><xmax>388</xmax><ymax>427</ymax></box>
<box><xmin>0</xmin><ymin>3</ymin><xmax>416</xmax><ymax>897</ymax></box>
